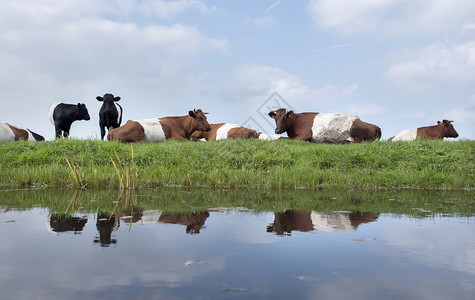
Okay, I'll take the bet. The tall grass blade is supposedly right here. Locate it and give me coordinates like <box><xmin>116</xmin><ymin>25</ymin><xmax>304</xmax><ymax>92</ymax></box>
<box><xmin>110</xmin><ymin>156</ymin><xmax>124</xmax><ymax>189</ymax></box>
<box><xmin>131</xmin><ymin>144</ymin><xmax>134</xmax><ymax>161</ymax></box>
<box><xmin>125</xmin><ymin>161</ymin><xmax>130</xmax><ymax>190</ymax></box>
<box><xmin>65</xmin><ymin>156</ymin><xmax>83</xmax><ymax>188</ymax></box>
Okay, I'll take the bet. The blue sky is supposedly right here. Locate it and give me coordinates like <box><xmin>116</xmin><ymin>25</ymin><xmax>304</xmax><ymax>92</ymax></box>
<box><xmin>1</xmin><ymin>0</ymin><xmax>474</xmax><ymax>140</ymax></box>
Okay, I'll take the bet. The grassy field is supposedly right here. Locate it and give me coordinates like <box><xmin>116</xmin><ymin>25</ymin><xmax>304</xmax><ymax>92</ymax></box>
<box><xmin>0</xmin><ymin>138</ymin><xmax>473</xmax><ymax>189</ymax></box>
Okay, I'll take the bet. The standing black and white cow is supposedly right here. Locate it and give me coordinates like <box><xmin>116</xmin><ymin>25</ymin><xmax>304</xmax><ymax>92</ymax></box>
<box><xmin>97</xmin><ymin>93</ymin><xmax>123</xmax><ymax>140</ymax></box>
<box><xmin>49</xmin><ymin>102</ymin><xmax>90</xmax><ymax>138</ymax></box>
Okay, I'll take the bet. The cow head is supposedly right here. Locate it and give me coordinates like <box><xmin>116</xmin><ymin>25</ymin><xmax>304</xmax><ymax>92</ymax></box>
<box><xmin>189</xmin><ymin>109</ymin><xmax>211</xmax><ymax>132</ymax></box>
<box><xmin>77</xmin><ymin>103</ymin><xmax>91</xmax><ymax>121</ymax></box>
<box><xmin>97</xmin><ymin>94</ymin><xmax>120</xmax><ymax>110</ymax></box>
<box><xmin>437</xmin><ymin>120</ymin><xmax>459</xmax><ymax>138</ymax></box>
<box><xmin>97</xmin><ymin>93</ymin><xmax>120</xmax><ymax>103</ymax></box>
<box><xmin>268</xmin><ymin>108</ymin><xmax>294</xmax><ymax>134</ymax></box>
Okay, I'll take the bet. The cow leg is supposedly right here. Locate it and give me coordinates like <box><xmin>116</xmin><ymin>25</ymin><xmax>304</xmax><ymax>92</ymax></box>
<box><xmin>55</xmin><ymin>125</ymin><xmax>62</xmax><ymax>139</ymax></box>
<box><xmin>63</xmin><ymin>124</ymin><xmax>71</xmax><ymax>138</ymax></box>
<box><xmin>100</xmin><ymin>125</ymin><xmax>106</xmax><ymax>140</ymax></box>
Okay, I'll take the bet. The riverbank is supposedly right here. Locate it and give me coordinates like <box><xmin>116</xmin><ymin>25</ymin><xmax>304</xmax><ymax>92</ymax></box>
<box><xmin>0</xmin><ymin>139</ymin><xmax>473</xmax><ymax>189</ymax></box>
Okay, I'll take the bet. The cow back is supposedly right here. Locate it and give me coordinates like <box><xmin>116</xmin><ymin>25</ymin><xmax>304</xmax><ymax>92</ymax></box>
<box><xmin>311</xmin><ymin>113</ymin><xmax>358</xmax><ymax>143</ymax></box>
<box><xmin>216</xmin><ymin>123</ymin><xmax>242</xmax><ymax>140</ymax></box>
<box><xmin>137</xmin><ymin>119</ymin><xmax>166</xmax><ymax>142</ymax></box>
<box><xmin>0</xmin><ymin>123</ymin><xmax>15</xmax><ymax>141</ymax></box>
<box><xmin>392</xmin><ymin>128</ymin><xmax>417</xmax><ymax>141</ymax></box>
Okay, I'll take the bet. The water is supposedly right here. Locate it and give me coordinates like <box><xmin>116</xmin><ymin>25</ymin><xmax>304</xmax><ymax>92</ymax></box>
<box><xmin>0</xmin><ymin>188</ymin><xmax>474</xmax><ymax>300</ymax></box>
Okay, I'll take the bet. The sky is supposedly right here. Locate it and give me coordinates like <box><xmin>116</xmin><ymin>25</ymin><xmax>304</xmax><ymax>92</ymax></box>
<box><xmin>1</xmin><ymin>0</ymin><xmax>474</xmax><ymax>140</ymax></box>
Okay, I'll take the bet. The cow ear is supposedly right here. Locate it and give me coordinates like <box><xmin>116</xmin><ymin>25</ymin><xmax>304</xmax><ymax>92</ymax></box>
<box><xmin>268</xmin><ymin>111</ymin><xmax>277</xmax><ymax>118</ymax></box>
<box><xmin>437</xmin><ymin>121</ymin><xmax>442</xmax><ymax>125</ymax></box>
<box><xmin>96</xmin><ymin>96</ymin><xmax>103</xmax><ymax>102</ymax></box>
<box><xmin>114</xmin><ymin>97</ymin><xmax>121</xmax><ymax>102</ymax></box>
<box><xmin>189</xmin><ymin>110</ymin><xmax>197</xmax><ymax>118</ymax></box>
<box><xmin>286</xmin><ymin>110</ymin><xmax>294</xmax><ymax>118</ymax></box>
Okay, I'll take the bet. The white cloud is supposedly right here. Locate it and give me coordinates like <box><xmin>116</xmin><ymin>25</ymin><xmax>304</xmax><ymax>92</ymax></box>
<box><xmin>231</xmin><ymin>64</ymin><xmax>308</xmax><ymax>98</ymax></box>
<box><xmin>133</xmin><ymin>0</ymin><xmax>217</xmax><ymax>18</ymax></box>
<box><xmin>462</xmin><ymin>22</ymin><xmax>475</xmax><ymax>31</ymax></box>
<box><xmin>250</xmin><ymin>1</ymin><xmax>283</xmax><ymax>29</ymax></box>
<box><xmin>350</xmin><ymin>103</ymin><xmax>387</xmax><ymax>116</ymax></box>
<box><xmin>300</xmin><ymin>43</ymin><xmax>360</xmax><ymax>55</ymax></box>
<box><xmin>383</xmin><ymin>41</ymin><xmax>475</xmax><ymax>91</ymax></box>
<box><xmin>342</xmin><ymin>84</ymin><xmax>359</xmax><ymax>97</ymax></box>
<box><xmin>443</xmin><ymin>108</ymin><xmax>475</xmax><ymax>124</ymax></box>
<box><xmin>0</xmin><ymin>18</ymin><xmax>229</xmax><ymax>93</ymax></box>
<box><xmin>441</xmin><ymin>96</ymin><xmax>475</xmax><ymax>137</ymax></box>
<box><xmin>307</xmin><ymin>0</ymin><xmax>397</xmax><ymax>34</ymax></box>
<box><xmin>307</xmin><ymin>0</ymin><xmax>475</xmax><ymax>36</ymax></box>
<box><xmin>227</xmin><ymin>64</ymin><xmax>358</xmax><ymax>102</ymax></box>
<box><xmin>398</xmin><ymin>112</ymin><xmax>427</xmax><ymax>119</ymax></box>
<box><xmin>253</xmin><ymin>14</ymin><xmax>277</xmax><ymax>29</ymax></box>
<box><xmin>0</xmin><ymin>0</ymin><xmax>216</xmax><ymax>25</ymax></box>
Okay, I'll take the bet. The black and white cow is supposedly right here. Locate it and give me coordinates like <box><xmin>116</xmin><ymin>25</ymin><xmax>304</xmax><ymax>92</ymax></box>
<box><xmin>97</xmin><ymin>93</ymin><xmax>123</xmax><ymax>140</ymax></box>
<box><xmin>49</xmin><ymin>102</ymin><xmax>90</xmax><ymax>138</ymax></box>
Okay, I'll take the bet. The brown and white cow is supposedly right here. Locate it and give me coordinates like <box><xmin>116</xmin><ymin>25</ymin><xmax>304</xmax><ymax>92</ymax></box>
<box><xmin>268</xmin><ymin>108</ymin><xmax>381</xmax><ymax>143</ymax></box>
<box><xmin>118</xmin><ymin>209</ymin><xmax>209</xmax><ymax>234</ymax></box>
<box><xmin>266</xmin><ymin>210</ymin><xmax>379</xmax><ymax>235</ymax></box>
<box><xmin>191</xmin><ymin>123</ymin><xmax>258</xmax><ymax>141</ymax></box>
<box><xmin>388</xmin><ymin>120</ymin><xmax>459</xmax><ymax>141</ymax></box>
<box><xmin>0</xmin><ymin>122</ymin><xmax>45</xmax><ymax>141</ymax></box>
<box><xmin>107</xmin><ymin>109</ymin><xmax>211</xmax><ymax>143</ymax></box>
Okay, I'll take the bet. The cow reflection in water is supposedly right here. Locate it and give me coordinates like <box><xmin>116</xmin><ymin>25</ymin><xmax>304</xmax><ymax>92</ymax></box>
<box><xmin>267</xmin><ymin>211</ymin><xmax>378</xmax><ymax>236</ymax></box>
<box><xmin>94</xmin><ymin>213</ymin><xmax>119</xmax><ymax>247</ymax></box>
<box><xmin>159</xmin><ymin>212</ymin><xmax>210</xmax><ymax>234</ymax></box>
<box><xmin>120</xmin><ymin>209</ymin><xmax>210</xmax><ymax>234</ymax></box>
<box><xmin>48</xmin><ymin>214</ymin><xmax>88</xmax><ymax>234</ymax></box>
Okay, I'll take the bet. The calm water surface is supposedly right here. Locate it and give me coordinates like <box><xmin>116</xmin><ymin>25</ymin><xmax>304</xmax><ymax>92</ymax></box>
<box><xmin>0</xmin><ymin>188</ymin><xmax>474</xmax><ymax>300</ymax></box>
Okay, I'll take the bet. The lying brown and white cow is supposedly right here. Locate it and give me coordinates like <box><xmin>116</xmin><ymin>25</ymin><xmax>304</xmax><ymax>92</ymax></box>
<box><xmin>107</xmin><ymin>109</ymin><xmax>211</xmax><ymax>143</ymax></box>
<box><xmin>0</xmin><ymin>122</ymin><xmax>45</xmax><ymax>141</ymax></box>
<box><xmin>388</xmin><ymin>120</ymin><xmax>458</xmax><ymax>141</ymax></box>
<box><xmin>268</xmin><ymin>108</ymin><xmax>381</xmax><ymax>143</ymax></box>
<box><xmin>191</xmin><ymin>123</ymin><xmax>258</xmax><ymax>141</ymax></box>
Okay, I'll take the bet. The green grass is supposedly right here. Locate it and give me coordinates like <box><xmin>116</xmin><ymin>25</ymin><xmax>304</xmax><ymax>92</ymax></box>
<box><xmin>0</xmin><ymin>187</ymin><xmax>473</xmax><ymax>217</ymax></box>
<box><xmin>0</xmin><ymin>138</ymin><xmax>473</xmax><ymax>189</ymax></box>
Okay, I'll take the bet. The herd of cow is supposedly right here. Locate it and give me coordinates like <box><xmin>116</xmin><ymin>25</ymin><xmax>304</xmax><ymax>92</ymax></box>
<box><xmin>0</xmin><ymin>93</ymin><xmax>459</xmax><ymax>143</ymax></box>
